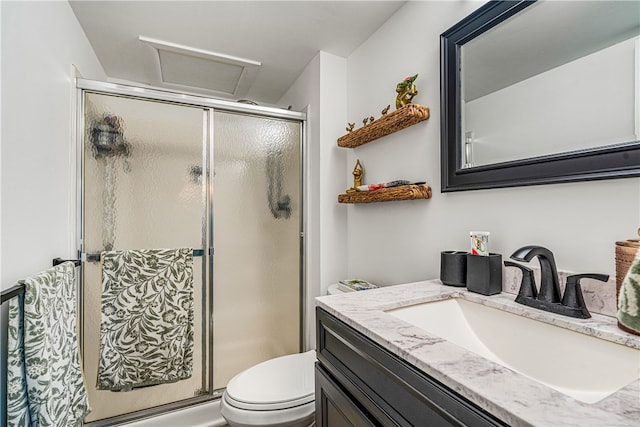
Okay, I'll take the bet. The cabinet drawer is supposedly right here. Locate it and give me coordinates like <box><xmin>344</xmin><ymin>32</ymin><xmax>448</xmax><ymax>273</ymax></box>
<box><xmin>316</xmin><ymin>307</ymin><xmax>506</xmax><ymax>427</ymax></box>
<box><xmin>316</xmin><ymin>363</ymin><xmax>377</xmax><ymax>427</ymax></box>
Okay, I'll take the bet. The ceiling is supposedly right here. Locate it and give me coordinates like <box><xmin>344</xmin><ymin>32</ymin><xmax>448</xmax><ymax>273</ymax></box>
<box><xmin>70</xmin><ymin>1</ymin><xmax>406</xmax><ymax>106</ymax></box>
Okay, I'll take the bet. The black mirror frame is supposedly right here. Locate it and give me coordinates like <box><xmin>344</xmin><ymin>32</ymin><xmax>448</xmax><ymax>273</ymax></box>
<box><xmin>440</xmin><ymin>0</ymin><xmax>640</xmax><ymax>192</ymax></box>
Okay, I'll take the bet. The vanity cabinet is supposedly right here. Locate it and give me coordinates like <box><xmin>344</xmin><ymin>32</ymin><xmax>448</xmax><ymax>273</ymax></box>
<box><xmin>315</xmin><ymin>307</ymin><xmax>507</xmax><ymax>426</ymax></box>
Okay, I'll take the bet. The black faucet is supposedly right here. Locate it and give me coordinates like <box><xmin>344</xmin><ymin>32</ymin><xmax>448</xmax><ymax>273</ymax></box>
<box><xmin>510</xmin><ymin>245</ymin><xmax>561</xmax><ymax>303</ymax></box>
<box><xmin>505</xmin><ymin>246</ymin><xmax>609</xmax><ymax>319</ymax></box>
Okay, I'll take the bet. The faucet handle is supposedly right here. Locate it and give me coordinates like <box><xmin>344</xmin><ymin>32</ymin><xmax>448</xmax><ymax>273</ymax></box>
<box><xmin>504</xmin><ymin>261</ymin><xmax>537</xmax><ymax>300</ymax></box>
<box><xmin>566</xmin><ymin>273</ymin><xmax>609</xmax><ymax>283</ymax></box>
<box><xmin>561</xmin><ymin>274</ymin><xmax>609</xmax><ymax>319</ymax></box>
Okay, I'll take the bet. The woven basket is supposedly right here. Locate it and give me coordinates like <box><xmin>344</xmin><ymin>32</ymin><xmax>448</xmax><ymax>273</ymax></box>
<box><xmin>615</xmin><ymin>239</ymin><xmax>640</xmax><ymax>305</ymax></box>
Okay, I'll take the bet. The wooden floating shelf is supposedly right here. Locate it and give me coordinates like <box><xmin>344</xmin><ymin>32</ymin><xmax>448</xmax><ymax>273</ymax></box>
<box><xmin>338</xmin><ymin>104</ymin><xmax>430</xmax><ymax>148</ymax></box>
<box><xmin>338</xmin><ymin>184</ymin><xmax>432</xmax><ymax>204</ymax></box>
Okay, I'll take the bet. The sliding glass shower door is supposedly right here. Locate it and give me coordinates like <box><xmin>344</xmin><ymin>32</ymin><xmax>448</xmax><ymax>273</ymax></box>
<box><xmin>79</xmin><ymin>85</ymin><xmax>303</xmax><ymax>424</ymax></box>
<box><xmin>81</xmin><ymin>92</ymin><xmax>210</xmax><ymax>422</ymax></box>
<box><xmin>212</xmin><ymin>112</ymin><xmax>301</xmax><ymax>389</ymax></box>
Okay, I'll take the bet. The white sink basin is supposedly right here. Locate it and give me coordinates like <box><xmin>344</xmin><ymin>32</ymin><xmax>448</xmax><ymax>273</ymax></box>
<box><xmin>386</xmin><ymin>298</ymin><xmax>640</xmax><ymax>404</ymax></box>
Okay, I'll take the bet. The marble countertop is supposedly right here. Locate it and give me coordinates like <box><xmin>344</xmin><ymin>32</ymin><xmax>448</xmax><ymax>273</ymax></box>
<box><xmin>316</xmin><ymin>280</ymin><xmax>640</xmax><ymax>427</ymax></box>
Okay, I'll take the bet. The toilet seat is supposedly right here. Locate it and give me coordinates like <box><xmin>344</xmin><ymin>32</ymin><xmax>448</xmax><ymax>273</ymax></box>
<box><xmin>221</xmin><ymin>396</ymin><xmax>315</xmax><ymax>427</ymax></box>
<box><xmin>224</xmin><ymin>350</ymin><xmax>316</xmax><ymax>411</ymax></box>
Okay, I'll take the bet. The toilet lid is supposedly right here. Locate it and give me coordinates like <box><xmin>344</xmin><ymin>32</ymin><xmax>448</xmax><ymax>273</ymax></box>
<box><xmin>225</xmin><ymin>350</ymin><xmax>316</xmax><ymax>411</ymax></box>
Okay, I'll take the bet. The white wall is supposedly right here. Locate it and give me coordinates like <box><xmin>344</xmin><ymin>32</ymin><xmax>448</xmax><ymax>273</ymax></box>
<box><xmin>1</xmin><ymin>1</ymin><xmax>106</xmax><ymax>287</ymax></box>
<box><xmin>1</xmin><ymin>1</ymin><xmax>106</xmax><ymax>423</ymax></box>
<box><xmin>317</xmin><ymin>52</ymin><xmax>348</xmax><ymax>298</ymax></box>
<box><xmin>279</xmin><ymin>51</ymin><xmax>347</xmax><ymax>349</ymax></box>
<box><xmin>345</xmin><ymin>1</ymin><xmax>640</xmax><ymax>286</ymax></box>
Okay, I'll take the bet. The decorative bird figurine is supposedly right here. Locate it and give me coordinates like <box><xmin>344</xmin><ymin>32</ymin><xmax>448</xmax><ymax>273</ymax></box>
<box><xmin>346</xmin><ymin>122</ymin><xmax>355</xmax><ymax>132</ymax></box>
<box><xmin>381</xmin><ymin>105</ymin><xmax>390</xmax><ymax>115</ymax></box>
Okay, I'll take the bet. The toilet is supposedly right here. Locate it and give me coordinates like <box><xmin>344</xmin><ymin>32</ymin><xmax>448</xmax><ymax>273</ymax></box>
<box><xmin>220</xmin><ymin>350</ymin><xmax>317</xmax><ymax>427</ymax></box>
<box><xmin>326</xmin><ymin>283</ymin><xmax>344</xmax><ymax>296</ymax></box>
<box><xmin>221</xmin><ymin>286</ymin><xmax>346</xmax><ymax>427</ymax></box>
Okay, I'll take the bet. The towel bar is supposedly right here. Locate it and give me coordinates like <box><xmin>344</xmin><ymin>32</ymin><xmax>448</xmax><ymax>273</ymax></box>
<box><xmin>53</xmin><ymin>258</ymin><xmax>82</xmax><ymax>267</ymax></box>
<box><xmin>1</xmin><ymin>258</ymin><xmax>82</xmax><ymax>304</ymax></box>
<box><xmin>1</xmin><ymin>283</ymin><xmax>25</xmax><ymax>304</ymax></box>
<box><xmin>83</xmin><ymin>249</ymin><xmax>208</xmax><ymax>263</ymax></box>
<box><xmin>2</xmin><ymin>250</ymin><xmax>205</xmax><ymax>304</ymax></box>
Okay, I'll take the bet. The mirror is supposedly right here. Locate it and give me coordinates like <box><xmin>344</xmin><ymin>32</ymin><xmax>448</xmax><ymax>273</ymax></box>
<box><xmin>441</xmin><ymin>0</ymin><xmax>640</xmax><ymax>192</ymax></box>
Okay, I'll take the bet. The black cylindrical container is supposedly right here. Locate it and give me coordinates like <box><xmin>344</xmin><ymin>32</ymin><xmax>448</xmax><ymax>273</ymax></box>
<box><xmin>440</xmin><ymin>251</ymin><xmax>468</xmax><ymax>287</ymax></box>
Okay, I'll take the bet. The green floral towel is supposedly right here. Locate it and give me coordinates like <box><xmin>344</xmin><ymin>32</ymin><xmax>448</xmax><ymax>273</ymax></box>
<box><xmin>7</xmin><ymin>262</ymin><xmax>91</xmax><ymax>426</ymax></box>
<box><xmin>618</xmin><ymin>250</ymin><xmax>640</xmax><ymax>334</ymax></box>
<box><xmin>97</xmin><ymin>248</ymin><xmax>194</xmax><ymax>391</ymax></box>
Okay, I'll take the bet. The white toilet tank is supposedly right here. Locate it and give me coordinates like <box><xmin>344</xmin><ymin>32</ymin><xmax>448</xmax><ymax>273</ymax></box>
<box><xmin>327</xmin><ymin>284</ymin><xmax>346</xmax><ymax>295</ymax></box>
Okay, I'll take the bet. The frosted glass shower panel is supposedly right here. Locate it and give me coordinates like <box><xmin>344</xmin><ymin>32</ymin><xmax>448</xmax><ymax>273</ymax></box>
<box><xmin>82</xmin><ymin>93</ymin><xmax>209</xmax><ymax>422</ymax></box>
<box><xmin>212</xmin><ymin>112</ymin><xmax>301</xmax><ymax>389</ymax></box>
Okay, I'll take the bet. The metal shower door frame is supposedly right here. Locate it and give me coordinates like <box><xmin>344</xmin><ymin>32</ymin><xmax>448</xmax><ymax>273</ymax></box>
<box><xmin>75</xmin><ymin>78</ymin><xmax>306</xmax><ymax>425</ymax></box>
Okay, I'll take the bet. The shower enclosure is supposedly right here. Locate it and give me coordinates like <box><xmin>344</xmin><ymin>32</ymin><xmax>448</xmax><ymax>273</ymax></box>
<box><xmin>77</xmin><ymin>80</ymin><xmax>304</xmax><ymax>424</ymax></box>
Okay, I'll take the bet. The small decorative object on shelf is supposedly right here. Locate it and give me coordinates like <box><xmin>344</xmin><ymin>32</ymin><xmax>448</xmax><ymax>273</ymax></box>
<box><xmin>355</xmin><ymin>180</ymin><xmax>423</xmax><ymax>192</ymax></box>
<box><xmin>346</xmin><ymin>122</ymin><xmax>355</xmax><ymax>132</ymax></box>
<box><xmin>337</xmin><ymin>104</ymin><xmax>430</xmax><ymax>148</ymax></box>
<box><xmin>362</xmin><ymin>116</ymin><xmax>375</xmax><ymax>127</ymax></box>
<box><xmin>381</xmin><ymin>105</ymin><xmax>391</xmax><ymax>116</ymax></box>
<box><xmin>395</xmin><ymin>74</ymin><xmax>418</xmax><ymax>109</ymax></box>
<box><xmin>338</xmin><ymin>184</ymin><xmax>432</xmax><ymax>204</ymax></box>
<box><xmin>346</xmin><ymin>159</ymin><xmax>364</xmax><ymax>193</ymax></box>
<box><xmin>337</xmin><ymin>279</ymin><xmax>378</xmax><ymax>293</ymax></box>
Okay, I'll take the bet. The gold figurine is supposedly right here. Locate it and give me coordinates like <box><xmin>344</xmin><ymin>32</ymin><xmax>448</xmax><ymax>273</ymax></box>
<box><xmin>346</xmin><ymin>159</ymin><xmax>364</xmax><ymax>193</ymax></box>
<box><xmin>395</xmin><ymin>74</ymin><xmax>418</xmax><ymax>109</ymax></box>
